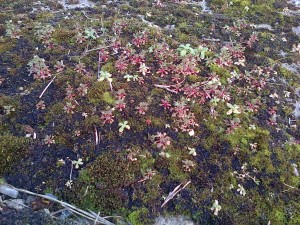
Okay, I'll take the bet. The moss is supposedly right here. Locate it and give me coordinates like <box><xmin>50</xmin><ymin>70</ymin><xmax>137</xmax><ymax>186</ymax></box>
<box><xmin>285</xmin><ymin>143</ymin><xmax>300</xmax><ymax>154</ymax></box>
<box><xmin>250</xmin><ymin>148</ymin><xmax>274</xmax><ymax>173</ymax></box>
<box><xmin>175</xmin><ymin>31</ymin><xmax>190</xmax><ymax>43</ymax></box>
<box><xmin>0</xmin><ymin>134</ymin><xmax>30</xmax><ymax>176</ymax></box>
<box><xmin>230</xmin><ymin>0</ymin><xmax>251</xmax><ymax>6</ymax></box>
<box><xmin>126</xmin><ymin>117</ymin><xmax>145</xmax><ymax>132</ymax></box>
<box><xmin>102</xmin><ymin>91</ymin><xmax>115</xmax><ymax>105</ymax></box>
<box><xmin>150</xmin><ymin>88</ymin><xmax>165</xmax><ymax>97</ymax></box>
<box><xmin>135</xmin><ymin>173</ymin><xmax>163</xmax><ymax>207</ymax></box>
<box><xmin>288</xmin><ymin>201</ymin><xmax>300</xmax><ymax>225</ymax></box>
<box><xmin>83</xmin><ymin>114</ymin><xmax>101</xmax><ymax>130</ymax></box>
<box><xmin>69</xmin><ymin>151</ymin><xmax>140</xmax><ymax>214</ymax></box>
<box><xmin>150</xmin><ymin>116</ymin><xmax>165</xmax><ymax>128</ymax></box>
<box><xmin>209</xmin><ymin>63</ymin><xmax>231</xmax><ymax>84</ymax></box>
<box><xmin>165</xmin><ymin>147</ymin><xmax>191</xmax><ymax>181</ymax></box>
<box><xmin>269</xmin><ymin>208</ymin><xmax>286</xmax><ymax>224</ymax></box>
<box><xmin>187</xmin><ymin>75</ymin><xmax>203</xmax><ymax>83</ymax></box>
<box><xmin>87</xmin><ymin>81</ymin><xmax>111</xmax><ymax>105</ymax></box>
<box><xmin>52</xmin><ymin>28</ymin><xmax>76</xmax><ymax>44</ymax></box>
<box><xmin>0</xmin><ymin>12</ymin><xmax>9</xmax><ymax>24</ymax></box>
<box><xmin>0</xmin><ymin>94</ymin><xmax>20</xmax><ymax>120</ymax></box>
<box><xmin>44</xmin><ymin>102</ymin><xmax>64</xmax><ymax>124</ymax></box>
<box><xmin>36</xmin><ymin>12</ymin><xmax>55</xmax><ymax>20</ymax></box>
<box><xmin>101</xmin><ymin>61</ymin><xmax>115</xmax><ymax>74</ymax></box>
<box><xmin>128</xmin><ymin>208</ymin><xmax>151</xmax><ymax>225</ymax></box>
<box><xmin>0</xmin><ymin>39</ymin><xmax>15</xmax><ymax>53</ymax></box>
<box><xmin>226</xmin><ymin>127</ymin><xmax>269</xmax><ymax>151</ymax></box>
<box><xmin>279</xmin><ymin>67</ymin><xmax>298</xmax><ymax>86</ymax></box>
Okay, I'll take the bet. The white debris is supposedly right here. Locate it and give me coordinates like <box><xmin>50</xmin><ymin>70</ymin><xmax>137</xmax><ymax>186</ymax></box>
<box><xmin>291</xmin><ymin>163</ymin><xmax>299</xmax><ymax>176</ymax></box>
<box><xmin>58</xmin><ymin>0</ymin><xmax>95</xmax><ymax>10</ymax></box>
<box><xmin>252</xmin><ymin>24</ymin><xmax>274</xmax><ymax>31</ymax></box>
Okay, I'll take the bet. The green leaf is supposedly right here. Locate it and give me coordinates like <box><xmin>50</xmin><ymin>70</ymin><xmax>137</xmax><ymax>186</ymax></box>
<box><xmin>118</xmin><ymin>121</ymin><xmax>130</xmax><ymax>133</ymax></box>
<box><xmin>99</xmin><ymin>70</ymin><xmax>112</xmax><ymax>82</ymax></box>
<box><xmin>84</xmin><ymin>28</ymin><xmax>97</xmax><ymax>40</ymax></box>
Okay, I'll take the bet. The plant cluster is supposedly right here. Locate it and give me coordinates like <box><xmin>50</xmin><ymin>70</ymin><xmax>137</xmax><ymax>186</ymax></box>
<box><xmin>1</xmin><ymin>1</ymin><xmax>300</xmax><ymax>224</ymax></box>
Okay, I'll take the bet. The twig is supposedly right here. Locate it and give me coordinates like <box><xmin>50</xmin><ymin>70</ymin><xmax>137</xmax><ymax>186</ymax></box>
<box><xmin>154</xmin><ymin>84</ymin><xmax>178</xmax><ymax>93</ymax></box>
<box><xmin>202</xmin><ymin>38</ymin><xmax>221</xmax><ymax>42</ymax></box>
<box><xmin>109</xmin><ymin>81</ymin><xmax>114</xmax><ymax>92</ymax></box>
<box><xmin>3</xmin><ymin>184</ymin><xmax>116</xmax><ymax>225</ymax></box>
<box><xmin>154</xmin><ymin>78</ymin><xmax>185</xmax><ymax>94</ymax></box>
<box><xmin>94</xmin><ymin>126</ymin><xmax>99</xmax><ymax>146</ymax></box>
<box><xmin>283</xmin><ymin>182</ymin><xmax>298</xmax><ymax>190</ymax></box>
<box><xmin>161</xmin><ymin>181</ymin><xmax>191</xmax><ymax>208</ymax></box>
<box><xmin>51</xmin><ymin>208</ymin><xmax>69</xmax><ymax>217</ymax></box>
<box><xmin>69</xmin><ymin>163</ymin><xmax>73</xmax><ymax>181</ymax></box>
<box><xmin>82</xmin><ymin>186</ymin><xmax>89</xmax><ymax>198</ymax></box>
<box><xmin>82</xmin><ymin>11</ymin><xmax>99</xmax><ymax>21</ymax></box>
<box><xmin>85</xmin><ymin>45</ymin><xmax>113</xmax><ymax>53</ymax></box>
<box><xmin>39</xmin><ymin>76</ymin><xmax>56</xmax><ymax>98</ymax></box>
<box><xmin>94</xmin><ymin>212</ymin><xmax>101</xmax><ymax>225</ymax></box>
<box><xmin>97</xmin><ymin>51</ymin><xmax>102</xmax><ymax>80</ymax></box>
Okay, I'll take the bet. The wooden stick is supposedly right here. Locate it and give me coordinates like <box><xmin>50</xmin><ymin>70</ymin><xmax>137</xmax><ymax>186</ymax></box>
<box><xmin>161</xmin><ymin>181</ymin><xmax>191</xmax><ymax>208</ymax></box>
<box><xmin>39</xmin><ymin>76</ymin><xmax>56</xmax><ymax>98</ymax></box>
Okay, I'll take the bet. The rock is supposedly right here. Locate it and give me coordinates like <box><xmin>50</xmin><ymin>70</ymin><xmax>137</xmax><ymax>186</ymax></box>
<box><xmin>292</xmin><ymin>26</ymin><xmax>300</xmax><ymax>36</ymax></box>
<box><xmin>25</xmin><ymin>195</ymin><xmax>36</xmax><ymax>205</ymax></box>
<box><xmin>3</xmin><ymin>199</ymin><xmax>26</xmax><ymax>210</ymax></box>
<box><xmin>155</xmin><ymin>216</ymin><xmax>194</xmax><ymax>225</ymax></box>
<box><xmin>0</xmin><ymin>185</ymin><xmax>19</xmax><ymax>198</ymax></box>
<box><xmin>253</xmin><ymin>24</ymin><xmax>274</xmax><ymax>31</ymax></box>
<box><xmin>58</xmin><ymin>0</ymin><xmax>95</xmax><ymax>10</ymax></box>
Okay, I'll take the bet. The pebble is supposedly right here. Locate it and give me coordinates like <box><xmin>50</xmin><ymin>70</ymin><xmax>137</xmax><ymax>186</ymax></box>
<box><xmin>3</xmin><ymin>199</ymin><xmax>26</xmax><ymax>210</ymax></box>
<box><xmin>0</xmin><ymin>185</ymin><xmax>19</xmax><ymax>198</ymax></box>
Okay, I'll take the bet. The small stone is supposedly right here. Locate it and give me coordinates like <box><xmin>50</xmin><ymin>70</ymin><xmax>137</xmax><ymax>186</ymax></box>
<box><xmin>25</xmin><ymin>195</ymin><xmax>36</xmax><ymax>205</ymax></box>
<box><xmin>0</xmin><ymin>185</ymin><xmax>19</xmax><ymax>198</ymax></box>
<box><xmin>4</xmin><ymin>199</ymin><xmax>26</xmax><ymax>210</ymax></box>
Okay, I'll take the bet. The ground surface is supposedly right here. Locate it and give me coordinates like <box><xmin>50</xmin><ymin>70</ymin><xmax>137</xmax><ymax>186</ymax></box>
<box><xmin>0</xmin><ymin>0</ymin><xmax>300</xmax><ymax>224</ymax></box>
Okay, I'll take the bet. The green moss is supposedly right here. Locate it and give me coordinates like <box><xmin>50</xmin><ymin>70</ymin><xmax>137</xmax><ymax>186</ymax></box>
<box><xmin>175</xmin><ymin>31</ymin><xmax>190</xmax><ymax>43</ymax></box>
<box><xmin>36</xmin><ymin>12</ymin><xmax>55</xmax><ymax>20</ymax></box>
<box><xmin>0</xmin><ymin>13</ymin><xmax>9</xmax><ymax>24</ymax></box>
<box><xmin>251</xmin><ymin>148</ymin><xmax>274</xmax><ymax>173</ymax></box>
<box><xmin>0</xmin><ymin>39</ymin><xmax>15</xmax><ymax>53</ymax></box>
<box><xmin>288</xmin><ymin>201</ymin><xmax>300</xmax><ymax>225</ymax></box>
<box><xmin>187</xmin><ymin>75</ymin><xmax>203</xmax><ymax>83</ymax></box>
<box><xmin>69</xmin><ymin>151</ymin><xmax>140</xmax><ymax>214</ymax></box>
<box><xmin>0</xmin><ymin>94</ymin><xmax>20</xmax><ymax>120</ymax></box>
<box><xmin>151</xmin><ymin>117</ymin><xmax>165</xmax><ymax>128</ymax></box>
<box><xmin>44</xmin><ymin>102</ymin><xmax>64</xmax><ymax>124</ymax></box>
<box><xmin>135</xmin><ymin>173</ymin><xmax>163</xmax><ymax>207</ymax></box>
<box><xmin>231</xmin><ymin>0</ymin><xmax>251</xmax><ymax>6</ymax></box>
<box><xmin>279</xmin><ymin>67</ymin><xmax>298</xmax><ymax>86</ymax></box>
<box><xmin>226</xmin><ymin>127</ymin><xmax>269</xmax><ymax>151</ymax></box>
<box><xmin>163</xmin><ymin>147</ymin><xmax>191</xmax><ymax>181</ymax></box>
<box><xmin>285</xmin><ymin>143</ymin><xmax>300</xmax><ymax>154</ymax></box>
<box><xmin>150</xmin><ymin>88</ymin><xmax>165</xmax><ymax>97</ymax></box>
<box><xmin>269</xmin><ymin>208</ymin><xmax>286</xmax><ymax>224</ymax></box>
<box><xmin>209</xmin><ymin>63</ymin><xmax>231</xmax><ymax>84</ymax></box>
<box><xmin>87</xmin><ymin>81</ymin><xmax>110</xmax><ymax>105</ymax></box>
<box><xmin>101</xmin><ymin>61</ymin><xmax>115</xmax><ymax>73</ymax></box>
<box><xmin>102</xmin><ymin>91</ymin><xmax>115</xmax><ymax>105</ymax></box>
<box><xmin>83</xmin><ymin>115</ymin><xmax>101</xmax><ymax>130</ymax></box>
<box><xmin>52</xmin><ymin>28</ymin><xmax>76</xmax><ymax>44</ymax></box>
<box><xmin>128</xmin><ymin>208</ymin><xmax>150</xmax><ymax>225</ymax></box>
<box><xmin>0</xmin><ymin>135</ymin><xmax>30</xmax><ymax>176</ymax></box>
